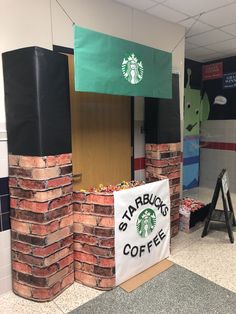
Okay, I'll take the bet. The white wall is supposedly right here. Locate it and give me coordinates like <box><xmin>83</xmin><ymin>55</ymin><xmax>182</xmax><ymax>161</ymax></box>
<box><xmin>0</xmin><ymin>0</ymin><xmax>185</xmax><ymax>294</ymax></box>
<box><xmin>200</xmin><ymin>120</ymin><xmax>236</xmax><ymax>192</ymax></box>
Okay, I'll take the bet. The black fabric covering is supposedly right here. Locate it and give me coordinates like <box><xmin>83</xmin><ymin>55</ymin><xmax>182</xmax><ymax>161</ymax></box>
<box><xmin>144</xmin><ymin>73</ymin><xmax>180</xmax><ymax>144</ymax></box>
<box><xmin>2</xmin><ymin>46</ymin><xmax>71</xmax><ymax>156</ymax></box>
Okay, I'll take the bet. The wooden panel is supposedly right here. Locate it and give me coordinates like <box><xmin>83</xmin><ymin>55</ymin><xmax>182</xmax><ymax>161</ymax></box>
<box><xmin>67</xmin><ymin>54</ymin><xmax>131</xmax><ymax>190</ymax></box>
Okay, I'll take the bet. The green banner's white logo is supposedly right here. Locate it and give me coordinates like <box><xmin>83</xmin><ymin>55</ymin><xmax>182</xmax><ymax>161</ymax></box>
<box><xmin>122</xmin><ymin>53</ymin><xmax>144</xmax><ymax>85</ymax></box>
<box><xmin>136</xmin><ymin>208</ymin><xmax>156</xmax><ymax>238</ymax></box>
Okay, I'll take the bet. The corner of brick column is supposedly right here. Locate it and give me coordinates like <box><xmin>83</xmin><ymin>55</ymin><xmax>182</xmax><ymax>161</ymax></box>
<box><xmin>9</xmin><ymin>153</ymin><xmax>74</xmax><ymax>302</ymax></box>
<box><xmin>73</xmin><ymin>191</ymin><xmax>115</xmax><ymax>290</ymax></box>
<box><xmin>145</xmin><ymin>143</ymin><xmax>181</xmax><ymax>237</ymax></box>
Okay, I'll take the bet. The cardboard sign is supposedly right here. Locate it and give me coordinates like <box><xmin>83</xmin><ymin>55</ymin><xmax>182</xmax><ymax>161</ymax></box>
<box><xmin>223</xmin><ymin>72</ymin><xmax>236</xmax><ymax>89</ymax></box>
<box><xmin>114</xmin><ymin>180</ymin><xmax>170</xmax><ymax>286</ymax></box>
<box><xmin>202</xmin><ymin>62</ymin><xmax>223</xmax><ymax>81</ymax></box>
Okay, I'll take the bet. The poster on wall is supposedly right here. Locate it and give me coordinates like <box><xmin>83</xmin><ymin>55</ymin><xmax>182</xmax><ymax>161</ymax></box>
<box><xmin>223</xmin><ymin>72</ymin><xmax>236</xmax><ymax>89</ymax></box>
<box><xmin>114</xmin><ymin>180</ymin><xmax>170</xmax><ymax>286</ymax></box>
<box><xmin>202</xmin><ymin>62</ymin><xmax>223</xmax><ymax>81</ymax></box>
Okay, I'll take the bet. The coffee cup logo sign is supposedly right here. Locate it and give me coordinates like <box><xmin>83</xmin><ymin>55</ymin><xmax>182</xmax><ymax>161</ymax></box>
<box><xmin>136</xmin><ymin>208</ymin><xmax>156</xmax><ymax>238</ymax></box>
<box><xmin>114</xmin><ymin>180</ymin><xmax>170</xmax><ymax>286</ymax></box>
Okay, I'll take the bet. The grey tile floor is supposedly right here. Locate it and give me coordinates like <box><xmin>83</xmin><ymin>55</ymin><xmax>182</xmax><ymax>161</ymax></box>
<box><xmin>0</xmin><ymin>187</ymin><xmax>235</xmax><ymax>313</ymax></box>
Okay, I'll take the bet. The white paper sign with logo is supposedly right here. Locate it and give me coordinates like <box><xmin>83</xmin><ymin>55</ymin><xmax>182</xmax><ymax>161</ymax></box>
<box><xmin>114</xmin><ymin>180</ymin><xmax>170</xmax><ymax>286</ymax></box>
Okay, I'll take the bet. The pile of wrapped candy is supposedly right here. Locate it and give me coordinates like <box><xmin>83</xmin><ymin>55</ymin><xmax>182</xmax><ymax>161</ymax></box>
<box><xmin>179</xmin><ymin>197</ymin><xmax>205</xmax><ymax>233</ymax></box>
<box><xmin>82</xmin><ymin>180</ymin><xmax>145</xmax><ymax>193</ymax></box>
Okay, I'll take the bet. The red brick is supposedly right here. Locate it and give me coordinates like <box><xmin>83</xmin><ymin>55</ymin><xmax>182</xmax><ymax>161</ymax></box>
<box><xmin>47</xmin><ymin>156</ymin><xmax>57</xmax><ymax>167</ymax></box>
<box><xmin>11</xmin><ymin>219</ymin><xmax>30</xmax><ymax>234</ymax></box>
<box><xmin>98</xmin><ymin>258</ymin><xmax>115</xmax><ymax>268</ymax></box>
<box><xmin>48</xmin><ymin>176</ymin><xmax>71</xmax><ymax>188</ymax></box>
<box><xmin>10</xmin><ymin>198</ymin><xmax>18</xmax><ymax>208</ymax></box>
<box><xmin>99</xmin><ymin>238</ymin><xmax>114</xmax><ymax>248</ymax></box>
<box><xmin>49</xmin><ymin>194</ymin><xmax>72</xmax><ymax>209</ymax></box>
<box><xmin>44</xmin><ymin>247</ymin><xmax>70</xmax><ymax>266</ymax></box>
<box><xmin>61</xmin><ymin>235</ymin><xmax>73</xmax><ymax>247</ymax></box>
<box><xmin>9</xmin><ymin>155</ymin><xmax>19</xmax><ymax>166</ymax></box>
<box><xmin>87</xmin><ymin>193</ymin><xmax>114</xmax><ymax>205</ymax></box>
<box><xmin>75</xmin><ymin>234</ymin><xmax>97</xmax><ymax>245</ymax></box>
<box><xmin>12</xmin><ymin>261</ymin><xmax>32</xmax><ymax>274</ymax></box>
<box><xmin>94</xmin><ymin>205</ymin><xmax>114</xmax><ymax>215</ymax></box>
<box><xmin>168</xmin><ymin>171</ymin><xmax>181</xmax><ymax>179</ymax></box>
<box><xmin>83</xmin><ymin>245</ymin><xmax>113</xmax><ymax>257</ymax></box>
<box><xmin>94</xmin><ymin>266</ymin><xmax>114</xmax><ymax>276</ymax></box>
<box><xmin>75</xmin><ymin>271</ymin><xmax>97</xmax><ymax>287</ymax></box>
<box><xmin>74</xmin><ymin>213</ymin><xmax>97</xmax><ymax>226</ymax></box>
<box><xmin>171</xmin><ymin>213</ymin><xmax>179</xmax><ymax>222</ymax></box>
<box><xmin>62</xmin><ymin>185</ymin><xmax>73</xmax><ymax>195</ymax></box>
<box><xmin>58</xmin><ymin>253</ymin><xmax>74</xmax><ymax>269</ymax></box>
<box><xmin>99</xmin><ymin>277</ymin><xmax>115</xmax><ymax>288</ymax></box>
<box><xmin>19</xmin><ymin>156</ymin><xmax>46</xmax><ymax>168</ymax></box>
<box><xmin>52</xmin><ymin>282</ymin><xmax>61</xmax><ymax>296</ymax></box>
<box><xmin>151</xmin><ymin>159</ymin><xmax>169</xmax><ymax>167</ymax></box>
<box><xmin>9</xmin><ymin>177</ymin><xmax>18</xmax><ymax>187</ymax></box>
<box><xmin>33</xmin><ymin>188</ymin><xmax>62</xmax><ymax>202</ymax></box>
<box><xmin>13</xmin><ymin>281</ymin><xmax>32</xmax><ymax>298</ymax></box>
<box><xmin>95</xmin><ymin>227</ymin><xmax>114</xmax><ymax>237</ymax></box>
<box><xmin>32</xmin><ymin>243</ymin><xmax>60</xmax><ymax>257</ymax></box>
<box><xmin>156</xmin><ymin>144</ymin><xmax>169</xmax><ymax>151</ymax></box>
<box><xmin>73</xmin><ymin>192</ymin><xmax>87</xmax><ymax>202</ymax></box>
<box><xmin>32</xmin><ymin>167</ymin><xmax>59</xmax><ymax>180</ymax></box>
<box><xmin>74</xmin><ymin>252</ymin><xmax>97</xmax><ymax>264</ymax></box>
<box><xmin>31</xmin><ymin>221</ymin><xmax>59</xmax><ymax>236</ymax></box>
<box><xmin>81</xmin><ymin>204</ymin><xmax>94</xmax><ymax>213</ymax></box>
<box><xmin>10</xmin><ymin>187</ymin><xmax>34</xmax><ymax>199</ymax></box>
<box><xmin>56</xmin><ymin>154</ymin><xmax>72</xmax><ymax>165</ymax></box>
<box><xmin>9</xmin><ymin>167</ymin><xmax>32</xmax><ymax>178</ymax></box>
<box><xmin>60</xmin><ymin>165</ymin><xmax>72</xmax><ymax>175</ymax></box>
<box><xmin>18</xmin><ymin>178</ymin><xmax>46</xmax><ymax>190</ymax></box>
<box><xmin>60</xmin><ymin>214</ymin><xmax>73</xmax><ymax>228</ymax></box>
<box><xmin>73</xmin><ymin>203</ymin><xmax>81</xmax><ymax>212</ymax></box>
<box><xmin>81</xmin><ymin>263</ymin><xmax>94</xmax><ymax>273</ymax></box>
<box><xmin>48</xmin><ymin>267</ymin><xmax>69</xmax><ymax>286</ymax></box>
<box><xmin>16</xmin><ymin>252</ymin><xmax>44</xmax><ymax>267</ymax></box>
<box><xmin>74</xmin><ymin>223</ymin><xmax>84</xmax><ymax>233</ymax></box>
<box><xmin>61</xmin><ymin>272</ymin><xmax>74</xmax><ymax>289</ymax></box>
<box><xmin>98</xmin><ymin>217</ymin><xmax>114</xmax><ymax>228</ymax></box>
<box><xmin>47</xmin><ymin>227</ymin><xmax>72</xmax><ymax>245</ymax></box>
<box><xmin>169</xmin><ymin>143</ymin><xmax>181</xmax><ymax>151</ymax></box>
<box><xmin>18</xmin><ymin>200</ymin><xmax>49</xmax><ymax>213</ymax></box>
<box><xmin>32</xmin><ymin>264</ymin><xmax>58</xmax><ymax>277</ymax></box>
<box><xmin>12</xmin><ymin>241</ymin><xmax>32</xmax><ymax>254</ymax></box>
<box><xmin>31</xmin><ymin>288</ymin><xmax>52</xmax><ymax>300</ymax></box>
<box><xmin>74</xmin><ymin>242</ymin><xmax>83</xmax><ymax>251</ymax></box>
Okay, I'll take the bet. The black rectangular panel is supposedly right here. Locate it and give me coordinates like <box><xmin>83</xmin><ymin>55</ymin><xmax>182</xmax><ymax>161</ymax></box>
<box><xmin>145</xmin><ymin>73</ymin><xmax>180</xmax><ymax>144</ymax></box>
<box><xmin>2</xmin><ymin>46</ymin><xmax>71</xmax><ymax>156</ymax></box>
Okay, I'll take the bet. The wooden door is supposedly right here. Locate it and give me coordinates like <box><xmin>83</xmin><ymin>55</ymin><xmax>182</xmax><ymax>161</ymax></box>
<box><xmin>67</xmin><ymin>54</ymin><xmax>131</xmax><ymax>190</ymax></box>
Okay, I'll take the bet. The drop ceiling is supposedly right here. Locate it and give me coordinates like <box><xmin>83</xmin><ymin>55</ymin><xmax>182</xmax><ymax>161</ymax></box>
<box><xmin>113</xmin><ymin>0</ymin><xmax>236</xmax><ymax>62</ymax></box>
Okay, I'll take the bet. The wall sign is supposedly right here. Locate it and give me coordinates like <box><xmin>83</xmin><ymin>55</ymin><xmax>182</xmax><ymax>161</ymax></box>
<box><xmin>114</xmin><ymin>180</ymin><xmax>170</xmax><ymax>286</ymax></box>
<box><xmin>202</xmin><ymin>62</ymin><xmax>223</xmax><ymax>81</ymax></box>
<box><xmin>223</xmin><ymin>72</ymin><xmax>236</xmax><ymax>89</ymax></box>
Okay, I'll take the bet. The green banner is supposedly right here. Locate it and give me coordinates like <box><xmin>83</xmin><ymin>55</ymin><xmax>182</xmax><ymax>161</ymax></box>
<box><xmin>74</xmin><ymin>25</ymin><xmax>172</xmax><ymax>98</ymax></box>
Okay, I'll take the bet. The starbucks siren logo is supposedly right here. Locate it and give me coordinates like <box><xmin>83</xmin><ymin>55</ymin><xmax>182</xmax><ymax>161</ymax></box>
<box><xmin>136</xmin><ymin>208</ymin><xmax>156</xmax><ymax>238</ymax></box>
<box><xmin>122</xmin><ymin>53</ymin><xmax>144</xmax><ymax>85</ymax></box>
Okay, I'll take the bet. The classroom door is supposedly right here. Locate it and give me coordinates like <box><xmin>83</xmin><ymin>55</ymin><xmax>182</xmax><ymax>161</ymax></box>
<box><xmin>67</xmin><ymin>54</ymin><xmax>132</xmax><ymax>190</ymax></box>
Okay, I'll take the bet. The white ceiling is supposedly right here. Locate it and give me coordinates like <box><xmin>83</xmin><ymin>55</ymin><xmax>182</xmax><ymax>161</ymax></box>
<box><xmin>113</xmin><ymin>0</ymin><xmax>236</xmax><ymax>62</ymax></box>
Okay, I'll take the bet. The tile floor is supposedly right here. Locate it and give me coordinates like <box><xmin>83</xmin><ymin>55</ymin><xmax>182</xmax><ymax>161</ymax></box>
<box><xmin>0</xmin><ymin>186</ymin><xmax>235</xmax><ymax>313</ymax></box>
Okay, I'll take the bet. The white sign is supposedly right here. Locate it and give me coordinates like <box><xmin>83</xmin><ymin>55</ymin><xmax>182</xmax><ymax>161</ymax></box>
<box><xmin>114</xmin><ymin>180</ymin><xmax>170</xmax><ymax>286</ymax></box>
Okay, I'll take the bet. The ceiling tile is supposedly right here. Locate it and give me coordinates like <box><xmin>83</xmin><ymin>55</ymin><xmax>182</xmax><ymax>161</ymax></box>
<box><xmin>146</xmin><ymin>3</ymin><xmax>188</xmax><ymax>22</ymax></box>
<box><xmin>220</xmin><ymin>23</ymin><xmax>236</xmax><ymax>36</ymax></box>
<box><xmin>164</xmin><ymin>0</ymin><xmax>235</xmax><ymax>17</ymax></box>
<box><xmin>186</xmin><ymin>29</ymin><xmax>234</xmax><ymax>46</ymax></box>
<box><xmin>180</xmin><ymin>19</ymin><xmax>213</xmax><ymax>36</ymax></box>
<box><xmin>206</xmin><ymin>38</ymin><xmax>236</xmax><ymax>52</ymax></box>
<box><xmin>115</xmin><ymin>0</ymin><xmax>158</xmax><ymax>11</ymax></box>
<box><xmin>186</xmin><ymin>46</ymin><xmax>216</xmax><ymax>57</ymax></box>
<box><xmin>185</xmin><ymin>41</ymin><xmax>198</xmax><ymax>50</ymax></box>
<box><xmin>200</xmin><ymin>3</ymin><xmax>236</xmax><ymax>27</ymax></box>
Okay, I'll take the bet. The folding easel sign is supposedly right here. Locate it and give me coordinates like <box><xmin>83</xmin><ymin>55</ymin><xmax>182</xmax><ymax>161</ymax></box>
<box><xmin>202</xmin><ymin>169</ymin><xmax>236</xmax><ymax>243</ymax></box>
